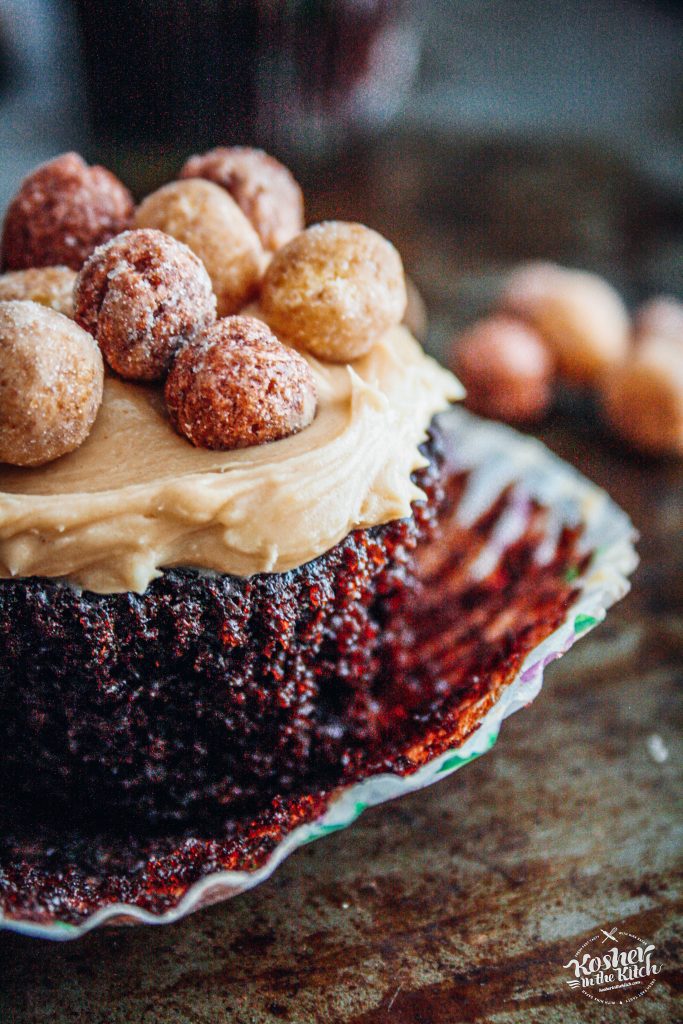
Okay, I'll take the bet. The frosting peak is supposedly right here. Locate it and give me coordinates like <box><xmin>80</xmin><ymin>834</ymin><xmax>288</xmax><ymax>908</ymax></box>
<box><xmin>0</xmin><ymin>326</ymin><xmax>462</xmax><ymax>593</ymax></box>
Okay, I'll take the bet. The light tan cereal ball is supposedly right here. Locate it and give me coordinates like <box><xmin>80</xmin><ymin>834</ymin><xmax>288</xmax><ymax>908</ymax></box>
<box><xmin>0</xmin><ymin>266</ymin><xmax>76</xmax><ymax>317</ymax></box>
<box><xmin>499</xmin><ymin>262</ymin><xmax>630</xmax><ymax>384</ymax></box>
<box><xmin>260</xmin><ymin>222</ymin><xmax>407</xmax><ymax>362</ymax></box>
<box><xmin>449</xmin><ymin>315</ymin><xmax>554</xmax><ymax>423</ymax></box>
<box><xmin>135</xmin><ymin>179</ymin><xmax>264</xmax><ymax>317</ymax></box>
<box><xmin>165</xmin><ymin>316</ymin><xmax>317</xmax><ymax>451</ymax></box>
<box><xmin>601</xmin><ymin>337</ymin><xmax>683</xmax><ymax>457</ymax></box>
<box><xmin>634</xmin><ymin>296</ymin><xmax>683</xmax><ymax>348</ymax></box>
<box><xmin>180</xmin><ymin>146</ymin><xmax>304</xmax><ymax>252</ymax></box>
<box><xmin>0</xmin><ymin>300</ymin><xmax>104</xmax><ymax>466</ymax></box>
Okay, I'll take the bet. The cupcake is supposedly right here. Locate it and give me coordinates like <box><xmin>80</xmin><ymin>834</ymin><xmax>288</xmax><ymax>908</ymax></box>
<box><xmin>0</xmin><ymin>152</ymin><xmax>462</xmax><ymax>827</ymax></box>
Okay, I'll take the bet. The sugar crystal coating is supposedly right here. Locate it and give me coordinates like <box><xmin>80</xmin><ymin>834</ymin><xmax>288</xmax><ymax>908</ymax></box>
<box><xmin>260</xmin><ymin>221</ymin><xmax>407</xmax><ymax>362</ymax></box>
<box><xmin>0</xmin><ymin>300</ymin><xmax>104</xmax><ymax>466</ymax></box>
<box><xmin>165</xmin><ymin>315</ymin><xmax>317</xmax><ymax>450</ymax></box>
<box><xmin>135</xmin><ymin>179</ymin><xmax>264</xmax><ymax>318</ymax></box>
<box><xmin>1</xmin><ymin>153</ymin><xmax>134</xmax><ymax>271</ymax></box>
<box><xmin>74</xmin><ymin>228</ymin><xmax>216</xmax><ymax>381</ymax></box>
<box><xmin>0</xmin><ymin>266</ymin><xmax>76</xmax><ymax>317</ymax></box>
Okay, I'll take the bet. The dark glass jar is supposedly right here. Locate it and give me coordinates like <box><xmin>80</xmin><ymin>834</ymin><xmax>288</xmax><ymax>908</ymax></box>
<box><xmin>74</xmin><ymin>0</ymin><xmax>421</xmax><ymax>162</ymax></box>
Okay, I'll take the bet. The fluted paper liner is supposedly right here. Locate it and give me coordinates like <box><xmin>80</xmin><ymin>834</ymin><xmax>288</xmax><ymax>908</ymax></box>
<box><xmin>0</xmin><ymin>409</ymin><xmax>638</xmax><ymax>938</ymax></box>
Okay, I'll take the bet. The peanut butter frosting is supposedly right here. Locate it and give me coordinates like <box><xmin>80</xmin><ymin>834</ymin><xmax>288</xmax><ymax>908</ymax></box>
<box><xmin>0</xmin><ymin>324</ymin><xmax>462</xmax><ymax>593</ymax></box>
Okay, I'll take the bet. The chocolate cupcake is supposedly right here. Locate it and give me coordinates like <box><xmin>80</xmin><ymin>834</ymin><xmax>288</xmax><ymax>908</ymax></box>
<box><xmin>0</xmin><ymin>154</ymin><xmax>463</xmax><ymax>828</ymax></box>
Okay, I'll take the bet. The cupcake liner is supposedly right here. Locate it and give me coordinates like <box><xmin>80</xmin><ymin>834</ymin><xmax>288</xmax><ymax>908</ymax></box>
<box><xmin>0</xmin><ymin>408</ymin><xmax>638</xmax><ymax>939</ymax></box>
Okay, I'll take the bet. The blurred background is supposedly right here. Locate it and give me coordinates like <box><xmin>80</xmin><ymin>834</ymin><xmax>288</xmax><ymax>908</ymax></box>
<box><xmin>0</xmin><ymin>0</ymin><xmax>681</xmax><ymax>423</ymax></box>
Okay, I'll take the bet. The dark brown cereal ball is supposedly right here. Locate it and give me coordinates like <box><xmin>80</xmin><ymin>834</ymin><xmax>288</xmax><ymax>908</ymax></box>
<box><xmin>165</xmin><ymin>315</ymin><xmax>317</xmax><ymax>450</ymax></box>
<box><xmin>74</xmin><ymin>229</ymin><xmax>216</xmax><ymax>381</ymax></box>
<box><xmin>0</xmin><ymin>300</ymin><xmax>104</xmax><ymax>466</ymax></box>
<box><xmin>1</xmin><ymin>153</ymin><xmax>134</xmax><ymax>272</ymax></box>
<box><xmin>180</xmin><ymin>146</ymin><xmax>304</xmax><ymax>252</ymax></box>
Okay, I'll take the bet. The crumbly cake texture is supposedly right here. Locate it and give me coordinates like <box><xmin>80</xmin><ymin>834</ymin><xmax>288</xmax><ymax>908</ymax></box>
<box><xmin>0</xmin><ymin>430</ymin><xmax>443</xmax><ymax>827</ymax></box>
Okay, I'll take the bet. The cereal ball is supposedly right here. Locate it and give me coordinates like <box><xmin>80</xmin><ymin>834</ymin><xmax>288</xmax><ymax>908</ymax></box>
<box><xmin>634</xmin><ymin>296</ymin><xmax>683</xmax><ymax>348</ymax></box>
<box><xmin>449</xmin><ymin>316</ymin><xmax>554</xmax><ymax>423</ymax></box>
<box><xmin>1</xmin><ymin>153</ymin><xmax>134</xmax><ymax>271</ymax></box>
<box><xmin>0</xmin><ymin>300</ymin><xmax>104</xmax><ymax>466</ymax></box>
<box><xmin>135</xmin><ymin>179</ymin><xmax>264</xmax><ymax>318</ymax></box>
<box><xmin>260</xmin><ymin>222</ymin><xmax>407</xmax><ymax>362</ymax></box>
<box><xmin>165</xmin><ymin>315</ymin><xmax>317</xmax><ymax>450</ymax></box>
<box><xmin>601</xmin><ymin>337</ymin><xmax>683</xmax><ymax>457</ymax></box>
<box><xmin>180</xmin><ymin>146</ymin><xmax>304</xmax><ymax>252</ymax></box>
<box><xmin>499</xmin><ymin>262</ymin><xmax>630</xmax><ymax>384</ymax></box>
<box><xmin>0</xmin><ymin>266</ymin><xmax>76</xmax><ymax>317</ymax></box>
<box><xmin>74</xmin><ymin>229</ymin><xmax>216</xmax><ymax>381</ymax></box>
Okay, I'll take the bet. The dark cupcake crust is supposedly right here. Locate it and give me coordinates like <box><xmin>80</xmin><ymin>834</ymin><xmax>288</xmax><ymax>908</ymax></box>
<box><xmin>0</xmin><ymin>425</ymin><xmax>445</xmax><ymax>828</ymax></box>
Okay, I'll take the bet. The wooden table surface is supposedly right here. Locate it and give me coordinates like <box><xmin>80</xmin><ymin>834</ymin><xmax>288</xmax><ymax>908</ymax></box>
<box><xmin>1</xmin><ymin>134</ymin><xmax>681</xmax><ymax>1023</ymax></box>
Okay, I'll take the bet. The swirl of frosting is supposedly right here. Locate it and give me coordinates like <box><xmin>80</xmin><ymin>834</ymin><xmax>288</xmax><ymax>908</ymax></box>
<box><xmin>0</xmin><ymin>324</ymin><xmax>462</xmax><ymax>593</ymax></box>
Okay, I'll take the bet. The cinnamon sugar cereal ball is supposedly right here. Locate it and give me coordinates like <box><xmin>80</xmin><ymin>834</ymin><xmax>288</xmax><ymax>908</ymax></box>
<box><xmin>74</xmin><ymin>229</ymin><xmax>216</xmax><ymax>381</ymax></box>
<box><xmin>180</xmin><ymin>146</ymin><xmax>304</xmax><ymax>252</ymax></box>
<box><xmin>0</xmin><ymin>300</ymin><xmax>104</xmax><ymax>466</ymax></box>
<box><xmin>0</xmin><ymin>266</ymin><xmax>76</xmax><ymax>317</ymax></box>
<box><xmin>135</xmin><ymin>179</ymin><xmax>264</xmax><ymax>317</ymax></box>
<box><xmin>1</xmin><ymin>153</ymin><xmax>134</xmax><ymax>272</ymax></box>
<box><xmin>165</xmin><ymin>315</ymin><xmax>317</xmax><ymax>450</ymax></box>
<box><xmin>601</xmin><ymin>336</ymin><xmax>683</xmax><ymax>457</ymax></box>
<box><xmin>449</xmin><ymin>316</ymin><xmax>554</xmax><ymax>423</ymax></box>
<box><xmin>499</xmin><ymin>262</ymin><xmax>630</xmax><ymax>384</ymax></box>
<box><xmin>260</xmin><ymin>222</ymin><xmax>407</xmax><ymax>362</ymax></box>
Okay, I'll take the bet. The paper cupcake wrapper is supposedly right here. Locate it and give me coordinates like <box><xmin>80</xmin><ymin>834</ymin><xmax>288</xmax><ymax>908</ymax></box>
<box><xmin>0</xmin><ymin>409</ymin><xmax>638</xmax><ymax>939</ymax></box>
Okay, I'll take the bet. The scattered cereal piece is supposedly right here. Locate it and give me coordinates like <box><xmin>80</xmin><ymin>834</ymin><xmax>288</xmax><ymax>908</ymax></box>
<box><xmin>449</xmin><ymin>315</ymin><xmax>554</xmax><ymax>423</ymax></box>
<box><xmin>499</xmin><ymin>262</ymin><xmax>630</xmax><ymax>384</ymax></box>
<box><xmin>260</xmin><ymin>221</ymin><xmax>406</xmax><ymax>362</ymax></box>
<box><xmin>135</xmin><ymin>179</ymin><xmax>264</xmax><ymax>317</ymax></box>
<box><xmin>0</xmin><ymin>300</ymin><xmax>104</xmax><ymax>466</ymax></box>
<box><xmin>74</xmin><ymin>229</ymin><xmax>216</xmax><ymax>381</ymax></box>
<box><xmin>0</xmin><ymin>266</ymin><xmax>76</xmax><ymax>317</ymax></box>
<box><xmin>180</xmin><ymin>146</ymin><xmax>304</xmax><ymax>252</ymax></box>
<box><xmin>601</xmin><ymin>336</ymin><xmax>683</xmax><ymax>457</ymax></box>
<box><xmin>634</xmin><ymin>296</ymin><xmax>683</xmax><ymax>348</ymax></box>
<box><xmin>1</xmin><ymin>153</ymin><xmax>134</xmax><ymax>271</ymax></box>
<box><xmin>165</xmin><ymin>315</ymin><xmax>317</xmax><ymax>450</ymax></box>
